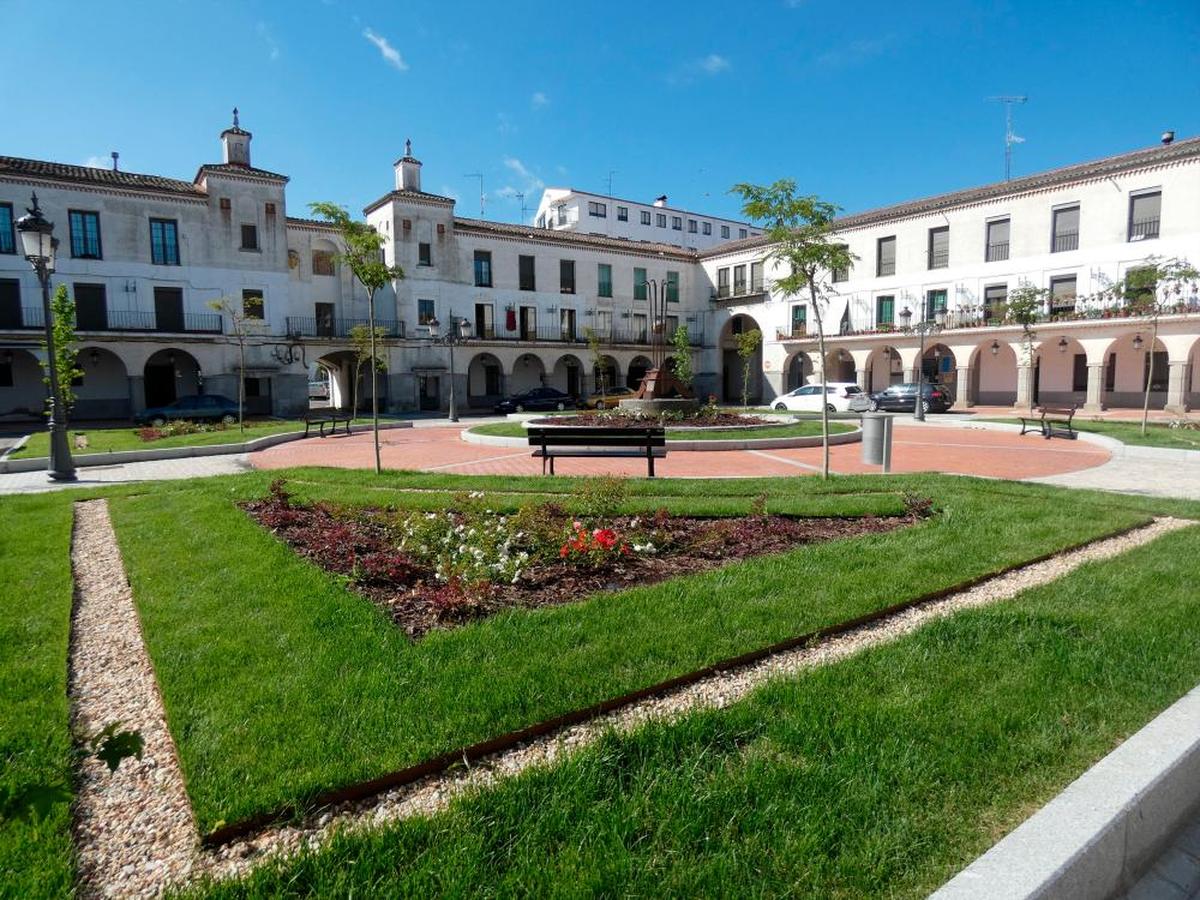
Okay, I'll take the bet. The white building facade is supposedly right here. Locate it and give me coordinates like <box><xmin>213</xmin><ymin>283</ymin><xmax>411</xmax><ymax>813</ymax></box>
<box><xmin>1</xmin><ymin>118</ymin><xmax>1198</xmax><ymax>422</ymax></box>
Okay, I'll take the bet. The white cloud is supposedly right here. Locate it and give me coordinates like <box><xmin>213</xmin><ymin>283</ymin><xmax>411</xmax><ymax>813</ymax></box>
<box><xmin>531</xmin><ymin>91</ymin><xmax>549</xmax><ymax>109</ymax></box>
<box><xmin>700</xmin><ymin>54</ymin><xmax>731</xmax><ymax>74</ymax></box>
<box><xmin>363</xmin><ymin>28</ymin><xmax>408</xmax><ymax>71</ymax></box>
<box><xmin>82</xmin><ymin>155</ymin><xmax>112</xmax><ymax>170</ymax></box>
<box><xmin>668</xmin><ymin>54</ymin><xmax>733</xmax><ymax>85</ymax></box>
<box><xmin>257</xmin><ymin>22</ymin><xmax>281</xmax><ymax>62</ymax></box>
<box><xmin>496</xmin><ymin>111</ymin><xmax>517</xmax><ymax>135</ymax></box>
<box><xmin>814</xmin><ymin>36</ymin><xmax>893</xmax><ymax>69</ymax></box>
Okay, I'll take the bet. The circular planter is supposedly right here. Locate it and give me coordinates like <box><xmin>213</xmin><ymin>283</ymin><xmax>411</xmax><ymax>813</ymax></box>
<box><xmin>462</xmin><ymin>421</ymin><xmax>862</xmax><ymax>452</ymax></box>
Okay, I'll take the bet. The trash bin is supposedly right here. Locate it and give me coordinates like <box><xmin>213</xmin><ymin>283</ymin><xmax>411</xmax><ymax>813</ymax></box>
<box><xmin>861</xmin><ymin>412</ymin><xmax>894</xmax><ymax>471</ymax></box>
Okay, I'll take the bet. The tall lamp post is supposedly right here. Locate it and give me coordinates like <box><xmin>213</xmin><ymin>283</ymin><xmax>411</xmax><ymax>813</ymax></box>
<box><xmin>17</xmin><ymin>193</ymin><xmax>76</xmax><ymax>481</ymax></box>
<box><xmin>898</xmin><ymin>303</ymin><xmax>946</xmax><ymax>422</ymax></box>
<box><xmin>428</xmin><ymin>311</ymin><xmax>471</xmax><ymax>422</ymax></box>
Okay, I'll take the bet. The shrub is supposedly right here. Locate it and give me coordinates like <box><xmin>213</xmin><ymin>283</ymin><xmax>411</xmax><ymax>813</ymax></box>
<box><xmin>573</xmin><ymin>476</ymin><xmax>628</xmax><ymax>521</ymax></box>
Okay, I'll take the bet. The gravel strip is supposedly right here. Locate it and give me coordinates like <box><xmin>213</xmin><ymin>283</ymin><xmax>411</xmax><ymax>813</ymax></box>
<box><xmin>69</xmin><ymin>499</ymin><xmax>199</xmax><ymax>898</ymax></box>
<box><xmin>194</xmin><ymin>516</ymin><xmax>1194</xmax><ymax>887</ymax></box>
<box><xmin>67</xmin><ymin>509</ymin><xmax>1193</xmax><ymax>895</ymax></box>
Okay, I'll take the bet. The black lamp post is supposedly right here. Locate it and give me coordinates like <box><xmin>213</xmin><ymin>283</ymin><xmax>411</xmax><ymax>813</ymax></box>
<box><xmin>17</xmin><ymin>193</ymin><xmax>75</xmax><ymax>481</ymax></box>
<box><xmin>898</xmin><ymin>303</ymin><xmax>946</xmax><ymax>422</ymax></box>
<box><xmin>428</xmin><ymin>311</ymin><xmax>471</xmax><ymax>422</ymax></box>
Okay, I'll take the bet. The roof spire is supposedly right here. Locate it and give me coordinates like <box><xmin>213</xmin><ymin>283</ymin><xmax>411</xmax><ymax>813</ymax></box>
<box><xmin>232</xmin><ymin>106</ymin><xmax>240</xmax><ymax>129</ymax></box>
<box><xmin>405</xmin><ymin>138</ymin><xmax>412</xmax><ymax>157</ymax></box>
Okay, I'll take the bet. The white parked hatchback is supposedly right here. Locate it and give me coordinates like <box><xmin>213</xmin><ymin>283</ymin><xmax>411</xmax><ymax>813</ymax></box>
<box><xmin>773</xmin><ymin>382</ymin><xmax>863</xmax><ymax>413</ymax></box>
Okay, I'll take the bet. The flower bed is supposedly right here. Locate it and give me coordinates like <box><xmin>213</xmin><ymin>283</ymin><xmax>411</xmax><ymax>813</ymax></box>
<box><xmin>243</xmin><ymin>480</ymin><xmax>924</xmax><ymax>639</ymax></box>
<box><xmin>529</xmin><ymin>410</ymin><xmax>774</xmax><ymax>429</ymax></box>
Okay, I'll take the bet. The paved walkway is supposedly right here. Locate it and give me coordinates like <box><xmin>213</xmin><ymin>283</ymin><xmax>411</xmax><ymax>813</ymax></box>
<box><xmin>0</xmin><ymin>454</ymin><xmax>250</xmax><ymax>494</ymax></box>
<box><xmin>250</xmin><ymin>420</ymin><xmax>1110</xmax><ymax>480</ymax></box>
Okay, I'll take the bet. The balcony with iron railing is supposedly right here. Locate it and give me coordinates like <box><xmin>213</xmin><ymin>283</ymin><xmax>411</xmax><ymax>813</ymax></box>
<box><xmin>0</xmin><ymin>306</ymin><xmax>222</xmax><ymax>334</ymax></box>
<box><xmin>1052</xmin><ymin>231</ymin><xmax>1079</xmax><ymax>253</ymax></box>
<box><xmin>1129</xmin><ymin>217</ymin><xmax>1160</xmax><ymax>241</ymax></box>
<box><xmin>712</xmin><ymin>280</ymin><xmax>767</xmax><ymax>304</ymax></box>
<box><xmin>928</xmin><ymin>249</ymin><xmax>949</xmax><ymax>269</ymax></box>
<box><xmin>985</xmin><ymin>241</ymin><xmax>1009</xmax><ymax>262</ymax></box>
<box><xmin>285</xmin><ymin>316</ymin><xmax>406</xmax><ymax>339</ymax></box>
<box><xmin>877</xmin><ymin>260</ymin><xmax>896</xmax><ymax>277</ymax></box>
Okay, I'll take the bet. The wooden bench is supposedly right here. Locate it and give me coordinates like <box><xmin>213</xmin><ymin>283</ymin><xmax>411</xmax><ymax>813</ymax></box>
<box><xmin>303</xmin><ymin>412</ymin><xmax>352</xmax><ymax>438</ymax></box>
<box><xmin>1019</xmin><ymin>405</ymin><xmax>1077</xmax><ymax>439</ymax></box>
<box><xmin>527</xmin><ymin>426</ymin><xmax>667</xmax><ymax>477</ymax></box>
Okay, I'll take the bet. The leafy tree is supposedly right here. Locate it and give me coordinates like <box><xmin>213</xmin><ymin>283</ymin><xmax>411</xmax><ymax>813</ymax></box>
<box><xmin>42</xmin><ymin>284</ymin><xmax>83</xmax><ymax>416</ymax></box>
<box><xmin>349</xmin><ymin>324</ymin><xmax>390</xmax><ymax>414</ymax></box>
<box><xmin>733</xmin><ymin>181</ymin><xmax>856</xmax><ymax>478</ymax></box>
<box><xmin>308</xmin><ymin>202</ymin><xmax>404</xmax><ymax>474</ymax></box>
<box><xmin>207</xmin><ymin>295</ymin><xmax>252</xmax><ymax>431</ymax></box>
<box><xmin>584</xmin><ymin>326</ymin><xmax>606</xmax><ymax>400</ymax></box>
<box><xmin>735</xmin><ymin>328</ymin><xmax>762</xmax><ymax>410</ymax></box>
<box><xmin>671</xmin><ymin>324</ymin><xmax>694</xmax><ymax>390</ymax></box>
<box><xmin>1004</xmin><ymin>284</ymin><xmax>1047</xmax><ymax>415</ymax></box>
<box><xmin>1115</xmin><ymin>257</ymin><xmax>1198</xmax><ymax>435</ymax></box>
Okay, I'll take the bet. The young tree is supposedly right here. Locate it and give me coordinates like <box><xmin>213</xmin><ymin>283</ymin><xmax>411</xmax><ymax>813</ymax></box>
<box><xmin>736</xmin><ymin>328</ymin><xmax>762</xmax><ymax>410</ymax></box>
<box><xmin>671</xmin><ymin>324</ymin><xmax>694</xmax><ymax>390</ymax></box>
<box><xmin>1119</xmin><ymin>257</ymin><xmax>1199</xmax><ymax>435</ymax></box>
<box><xmin>732</xmin><ymin>181</ymin><xmax>856</xmax><ymax>478</ymax></box>
<box><xmin>308</xmin><ymin>202</ymin><xmax>404</xmax><ymax>474</ymax></box>
<box><xmin>349</xmin><ymin>323</ymin><xmax>390</xmax><ymax>415</ymax></box>
<box><xmin>207</xmin><ymin>295</ymin><xmax>252</xmax><ymax>431</ymax></box>
<box><xmin>584</xmin><ymin>326</ymin><xmax>607</xmax><ymax>402</ymax></box>
<box><xmin>42</xmin><ymin>284</ymin><xmax>83</xmax><ymax>416</ymax></box>
<box><xmin>1004</xmin><ymin>283</ymin><xmax>1047</xmax><ymax>415</ymax></box>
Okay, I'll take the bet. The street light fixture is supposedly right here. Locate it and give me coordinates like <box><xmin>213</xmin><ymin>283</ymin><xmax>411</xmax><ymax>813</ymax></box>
<box><xmin>16</xmin><ymin>193</ymin><xmax>75</xmax><ymax>481</ymax></box>
<box><xmin>427</xmin><ymin>311</ymin><xmax>471</xmax><ymax>422</ymax></box>
<box><xmin>898</xmin><ymin>304</ymin><xmax>947</xmax><ymax>422</ymax></box>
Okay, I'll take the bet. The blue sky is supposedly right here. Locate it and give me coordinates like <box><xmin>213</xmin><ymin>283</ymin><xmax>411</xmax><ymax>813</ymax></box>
<box><xmin>2</xmin><ymin>0</ymin><xmax>1197</xmax><ymax>225</ymax></box>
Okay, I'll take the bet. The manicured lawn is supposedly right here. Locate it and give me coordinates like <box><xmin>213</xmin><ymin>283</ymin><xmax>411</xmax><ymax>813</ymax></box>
<box><xmin>193</xmin><ymin>519</ymin><xmax>1200</xmax><ymax>899</ymax></box>
<box><xmin>982</xmin><ymin>416</ymin><xmax>1200</xmax><ymax>450</ymax></box>
<box><xmin>105</xmin><ymin>470</ymin><xmax>1155</xmax><ymax>834</ymax></box>
<box><xmin>0</xmin><ymin>495</ymin><xmax>77</xmax><ymax>898</ymax></box>
<box><xmin>468</xmin><ymin>420</ymin><xmax>855</xmax><ymax>441</ymax></box>
<box><xmin>10</xmin><ymin>418</ymin><xmax>393</xmax><ymax>458</ymax></box>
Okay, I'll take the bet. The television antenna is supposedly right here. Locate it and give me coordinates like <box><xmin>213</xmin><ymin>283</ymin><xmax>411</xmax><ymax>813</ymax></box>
<box><xmin>606</xmin><ymin>169</ymin><xmax>617</xmax><ymax>197</ymax></box>
<box><xmin>987</xmin><ymin>95</ymin><xmax>1027</xmax><ymax>181</ymax></box>
<box><xmin>515</xmin><ymin>190</ymin><xmax>529</xmax><ymax>223</ymax></box>
<box><xmin>464</xmin><ymin>172</ymin><xmax>484</xmax><ymax>217</ymax></box>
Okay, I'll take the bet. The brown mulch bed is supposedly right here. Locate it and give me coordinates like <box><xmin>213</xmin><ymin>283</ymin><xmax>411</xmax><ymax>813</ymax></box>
<box><xmin>530</xmin><ymin>411</ymin><xmax>774</xmax><ymax>429</ymax></box>
<box><xmin>243</xmin><ymin>492</ymin><xmax>920</xmax><ymax>640</ymax></box>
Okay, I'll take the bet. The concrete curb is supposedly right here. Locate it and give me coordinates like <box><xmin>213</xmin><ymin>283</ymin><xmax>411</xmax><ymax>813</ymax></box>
<box><xmin>461</xmin><ymin>424</ymin><xmax>863</xmax><ymax>452</ymax></box>
<box><xmin>924</xmin><ymin>417</ymin><xmax>1200</xmax><ymax>463</ymax></box>
<box><xmin>931</xmin><ymin>682</ymin><xmax>1200</xmax><ymax>899</ymax></box>
<box><xmin>0</xmin><ymin>421</ymin><xmax>413</xmax><ymax>474</ymax></box>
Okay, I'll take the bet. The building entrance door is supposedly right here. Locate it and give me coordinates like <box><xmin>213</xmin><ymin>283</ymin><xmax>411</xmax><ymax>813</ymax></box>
<box><xmin>418</xmin><ymin>375</ymin><xmax>440</xmax><ymax>411</ymax></box>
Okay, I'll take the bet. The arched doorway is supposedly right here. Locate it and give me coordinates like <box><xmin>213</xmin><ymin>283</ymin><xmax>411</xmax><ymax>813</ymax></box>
<box><xmin>467</xmin><ymin>352</ymin><xmax>504</xmax><ymax>407</ymax></box>
<box><xmin>720</xmin><ymin>314</ymin><xmax>763</xmax><ymax>403</ymax></box>
<box><xmin>315</xmin><ymin>350</ymin><xmax>358</xmax><ymax>411</ymax></box>
<box><xmin>1101</xmin><ymin>331</ymin><xmax>1169</xmax><ymax>409</ymax></box>
<box><xmin>785</xmin><ymin>352</ymin><xmax>814</xmax><ymax>391</ymax></box>
<box><xmin>626</xmin><ymin>355</ymin><xmax>652</xmax><ymax>390</ymax></box>
<box><xmin>1032</xmin><ymin>336</ymin><xmax>1090</xmax><ymax>407</ymax></box>
<box><xmin>510</xmin><ymin>354</ymin><xmax>546</xmax><ymax>394</ymax></box>
<box><xmin>922</xmin><ymin>343</ymin><xmax>956</xmax><ymax>397</ymax></box>
<box><xmin>864</xmin><ymin>345</ymin><xmax>902</xmax><ymax>392</ymax></box>
<box><xmin>551</xmin><ymin>354</ymin><xmax>584</xmax><ymax>398</ymax></box>
<box><xmin>593</xmin><ymin>355</ymin><xmax>619</xmax><ymax>395</ymax></box>
<box><xmin>0</xmin><ymin>348</ymin><xmax>46</xmax><ymax>419</ymax></box>
<box><xmin>144</xmin><ymin>348</ymin><xmax>201</xmax><ymax>408</ymax></box>
<box><xmin>74</xmin><ymin>346</ymin><xmax>130</xmax><ymax>420</ymax></box>
<box><xmin>824</xmin><ymin>348</ymin><xmax>856</xmax><ymax>384</ymax></box>
<box><xmin>972</xmin><ymin>340</ymin><xmax>1018</xmax><ymax>406</ymax></box>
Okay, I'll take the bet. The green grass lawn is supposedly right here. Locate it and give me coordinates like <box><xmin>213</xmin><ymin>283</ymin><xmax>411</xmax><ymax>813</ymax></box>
<box><xmin>0</xmin><ymin>495</ymin><xmax>77</xmax><ymax>898</ymax></box>
<box><xmin>10</xmin><ymin>418</ymin><xmax>387</xmax><ymax>458</ymax></box>
<box><xmin>191</xmin><ymin>520</ymin><xmax>1200</xmax><ymax>899</ymax></box>
<box><xmin>469</xmin><ymin>420</ymin><xmax>855</xmax><ymax>441</ymax></box>
<box><xmin>981</xmin><ymin>416</ymin><xmax>1200</xmax><ymax>451</ymax></box>
<box><xmin>102</xmin><ymin>469</ymin><xmax>1161</xmax><ymax>835</ymax></box>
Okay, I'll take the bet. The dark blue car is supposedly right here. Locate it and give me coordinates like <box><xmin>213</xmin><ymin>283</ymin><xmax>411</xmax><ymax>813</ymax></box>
<box><xmin>493</xmin><ymin>387</ymin><xmax>574</xmax><ymax>414</ymax></box>
<box><xmin>134</xmin><ymin>394</ymin><xmax>239</xmax><ymax>426</ymax></box>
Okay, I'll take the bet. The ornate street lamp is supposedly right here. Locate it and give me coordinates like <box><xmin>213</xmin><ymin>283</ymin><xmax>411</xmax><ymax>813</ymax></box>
<box><xmin>1057</xmin><ymin>337</ymin><xmax>1069</xmax><ymax>353</ymax></box>
<box><xmin>428</xmin><ymin>311</ymin><xmax>471</xmax><ymax>422</ymax></box>
<box><xmin>898</xmin><ymin>303</ymin><xmax>947</xmax><ymax>422</ymax></box>
<box><xmin>1132</xmin><ymin>333</ymin><xmax>1144</xmax><ymax>352</ymax></box>
<box><xmin>16</xmin><ymin>193</ymin><xmax>75</xmax><ymax>481</ymax></box>
<box><xmin>990</xmin><ymin>340</ymin><xmax>1000</xmax><ymax>356</ymax></box>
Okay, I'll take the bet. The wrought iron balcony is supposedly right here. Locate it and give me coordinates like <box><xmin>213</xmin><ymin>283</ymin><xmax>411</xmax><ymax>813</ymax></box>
<box><xmin>1129</xmin><ymin>217</ymin><xmax>1160</xmax><ymax>241</ymax></box>
<box><xmin>1</xmin><ymin>306</ymin><xmax>223</xmax><ymax>334</ymax></box>
<box><xmin>286</xmin><ymin>316</ymin><xmax>406</xmax><ymax>339</ymax></box>
<box><xmin>928</xmin><ymin>249</ymin><xmax>949</xmax><ymax>269</ymax></box>
<box><xmin>1052</xmin><ymin>231</ymin><xmax>1079</xmax><ymax>253</ymax></box>
<box><xmin>986</xmin><ymin>241</ymin><xmax>1009</xmax><ymax>262</ymax></box>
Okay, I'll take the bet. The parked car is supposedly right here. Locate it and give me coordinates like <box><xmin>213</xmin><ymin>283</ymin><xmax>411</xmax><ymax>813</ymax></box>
<box><xmin>307</xmin><ymin>379</ymin><xmax>330</xmax><ymax>400</ymax></box>
<box><xmin>773</xmin><ymin>382</ymin><xmax>863</xmax><ymax>413</ymax></box>
<box><xmin>863</xmin><ymin>382</ymin><xmax>953</xmax><ymax>414</ymax></box>
<box><xmin>134</xmin><ymin>394</ymin><xmax>240</xmax><ymax>427</ymax></box>
<box><xmin>493</xmin><ymin>387</ymin><xmax>575</xmax><ymax>414</ymax></box>
<box><xmin>580</xmin><ymin>385</ymin><xmax>636</xmax><ymax>410</ymax></box>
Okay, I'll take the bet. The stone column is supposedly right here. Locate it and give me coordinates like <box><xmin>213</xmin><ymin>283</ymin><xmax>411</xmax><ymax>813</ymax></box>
<box><xmin>1015</xmin><ymin>365</ymin><xmax>1034</xmax><ymax>411</ymax></box>
<box><xmin>1165</xmin><ymin>361</ymin><xmax>1190</xmax><ymax>415</ymax></box>
<box><xmin>955</xmin><ymin>365</ymin><xmax>973</xmax><ymax>407</ymax></box>
<box><xmin>856</xmin><ymin>367</ymin><xmax>869</xmax><ymax>391</ymax></box>
<box><xmin>128</xmin><ymin>375</ymin><xmax>146</xmax><ymax>415</ymax></box>
<box><xmin>1083</xmin><ymin>364</ymin><xmax>1105</xmax><ymax>413</ymax></box>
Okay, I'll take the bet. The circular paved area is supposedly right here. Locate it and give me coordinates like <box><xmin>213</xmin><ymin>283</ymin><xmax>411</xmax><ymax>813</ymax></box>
<box><xmin>252</xmin><ymin>422</ymin><xmax>1110</xmax><ymax>480</ymax></box>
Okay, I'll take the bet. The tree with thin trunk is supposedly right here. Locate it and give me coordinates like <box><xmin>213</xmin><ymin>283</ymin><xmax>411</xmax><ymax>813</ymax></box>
<box><xmin>735</xmin><ymin>328</ymin><xmax>762</xmax><ymax>410</ymax></box>
<box><xmin>308</xmin><ymin>202</ymin><xmax>404</xmax><ymax>474</ymax></box>
<box><xmin>671</xmin><ymin>324</ymin><xmax>694</xmax><ymax>391</ymax></box>
<box><xmin>43</xmin><ymin>284</ymin><xmax>83</xmax><ymax>416</ymax></box>
<box><xmin>1119</xmin><ymin>257</ymin><xmax>1198</xmax><ymax>435</ymax></box>
<box><xmin>207</xmin><ymin>295</ymin><xmax>251</xmax><ymax>432</ymax></box>
<box><xmin>584</xmin><ymin>326</ymin><xmax>607</xmax><ymax>402</ymax></box>
<box><xmin>732</xmin><ymin>181</ymin><xmax>856</xmax><ymax>478</ymax></box>
<box><xmin>1004</xmin><ymin>284</ymin><xmax>1046</xmax><ymax>416</ymax></box>
<box><xmin>349</xmin><ymin>323</ymin><xmax>390</xmax><ymax>416</ymax></box>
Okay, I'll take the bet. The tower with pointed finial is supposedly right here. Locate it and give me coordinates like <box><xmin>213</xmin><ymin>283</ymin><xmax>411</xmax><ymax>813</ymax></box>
<box><xmin>394</xmin><ymin>138</ymin><xmax>422</xmax><ymax>191</ymax></box>
<box><xmin>220</xmin><ymin>107</ymin><xmax>252</xmax><ymax>167</ymax></box>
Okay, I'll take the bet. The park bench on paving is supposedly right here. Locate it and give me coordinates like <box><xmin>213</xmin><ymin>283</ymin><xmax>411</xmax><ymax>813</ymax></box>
<box><xmin>1019</xmin><ymin>405</ymin><xmax>1077</xmax><ymax>440</ymax></box>
<box><xmin>303</xmin><ymin>412</ymin><xmax>352</xmax><ymax>438</ymax></box>
<box><xmin>527</xmin><ymin>426</ymin><xmax>667</xmax><ymax>477</ymax></box>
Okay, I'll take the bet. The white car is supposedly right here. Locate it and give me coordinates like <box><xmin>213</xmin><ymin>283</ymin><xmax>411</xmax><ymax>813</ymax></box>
<box><xmin>773</xmin><ymin>382</ymin><xmax>863</xmax><ymax>413</ymax></box>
